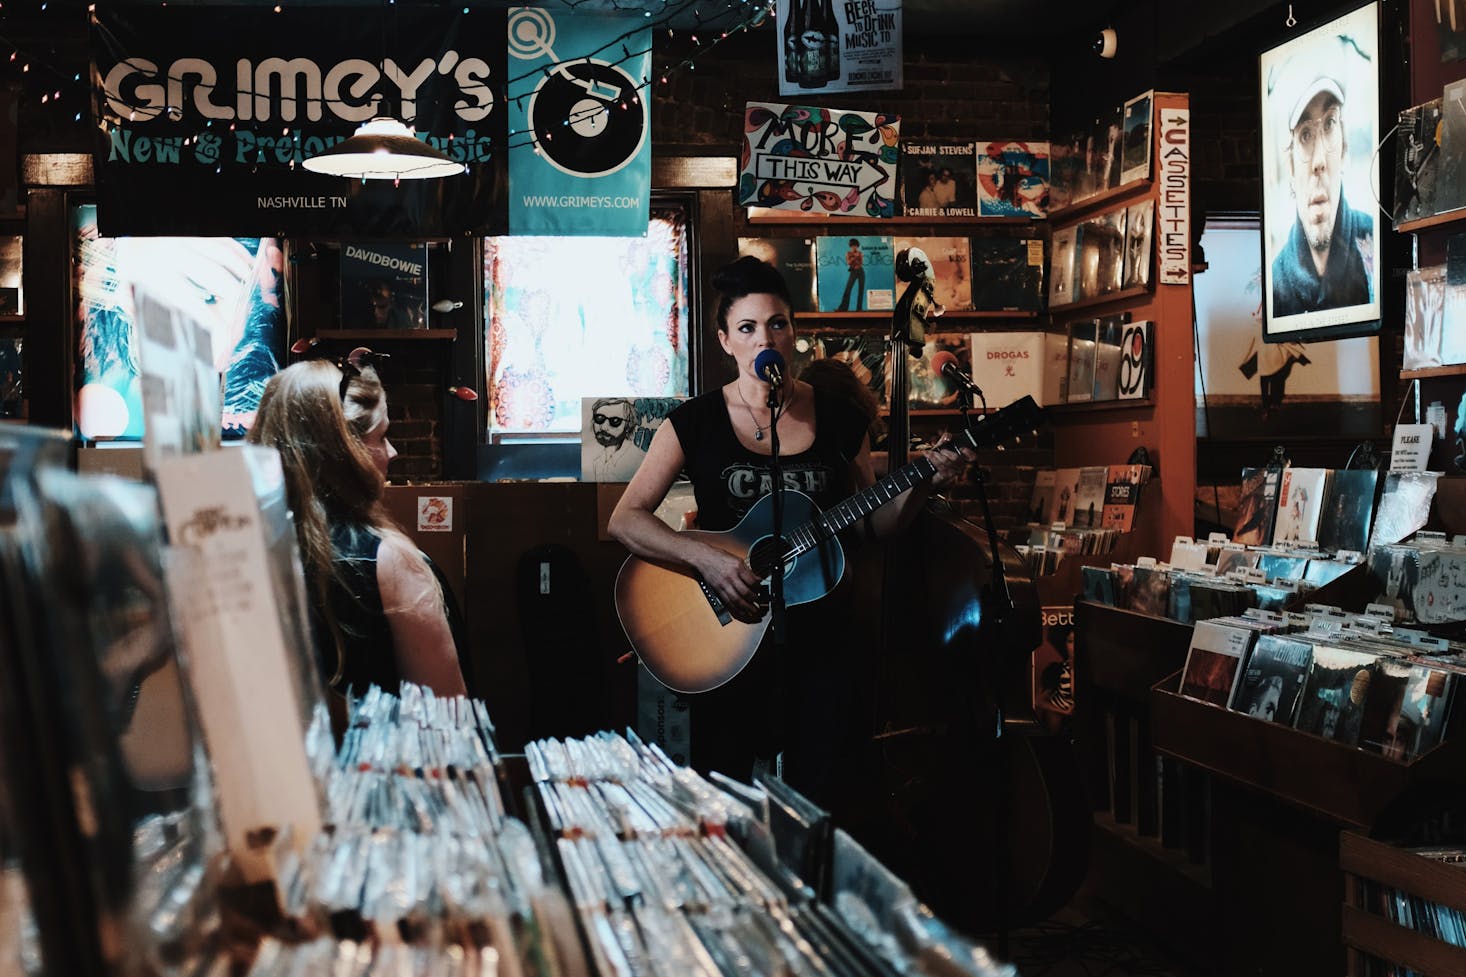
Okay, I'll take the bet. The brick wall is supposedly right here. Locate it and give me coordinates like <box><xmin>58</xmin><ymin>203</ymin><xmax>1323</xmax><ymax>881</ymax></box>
<box><xmin>386</xmin><ymin>374</ymin><xmax>444</xmax><ymax>481</ymax></box>
<box><xmin>649</xmin><ymin>31</ymin><xmax>1051</xmax><ymax>152</ymax></box>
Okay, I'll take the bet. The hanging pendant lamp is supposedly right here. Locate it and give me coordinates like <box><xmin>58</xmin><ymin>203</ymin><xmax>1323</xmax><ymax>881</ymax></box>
<box><xmin>302</xmin><ymin>116</ymin><xmax>466</xmax><ymax>180</ymax></box>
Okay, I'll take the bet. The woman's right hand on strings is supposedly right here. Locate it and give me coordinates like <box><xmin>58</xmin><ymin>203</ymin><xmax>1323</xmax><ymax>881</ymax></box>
<box><xmin>692</xmin><ymin>544</ymin><xmax>767</xmax><ymax>624</ymax></box>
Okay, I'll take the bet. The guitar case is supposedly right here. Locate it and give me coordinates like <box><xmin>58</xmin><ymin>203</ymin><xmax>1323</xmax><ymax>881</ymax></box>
<box><xmin>515</xmin><ymin>543</ymin><xmax>606</xmax><ymax>741</ymax></box>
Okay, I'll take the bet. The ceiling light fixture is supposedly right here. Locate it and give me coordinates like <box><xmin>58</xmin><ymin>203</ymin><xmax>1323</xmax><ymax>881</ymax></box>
<box><xmin>302</xmin><ymin>116</ymin><xmax>466</xmax><ymax>180</ymax></box>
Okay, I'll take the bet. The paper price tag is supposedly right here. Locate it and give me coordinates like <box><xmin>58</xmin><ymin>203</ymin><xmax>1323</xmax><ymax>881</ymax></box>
<box><xmin>1391</xmin><ymin>423</ymin><xmax>1434</xmax><ymax>471</ymax></box>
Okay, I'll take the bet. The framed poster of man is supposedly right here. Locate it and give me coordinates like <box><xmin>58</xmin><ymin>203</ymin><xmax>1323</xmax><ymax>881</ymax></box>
<box><xmin>1258</xmin><ymin>2</ymin><xmax>1381</xmax><ymax>343</ymax></box>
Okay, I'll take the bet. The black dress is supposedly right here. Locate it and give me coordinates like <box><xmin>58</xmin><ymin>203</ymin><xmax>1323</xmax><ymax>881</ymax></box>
<box><xmin>667</xmin><ymin>388</ymin><xmax>870</xmax><ymax>804</ymax></box>
<box><xmin>309</xmin><ymin>521</ymin><xmax>470</xmax><ymax>696</ymax></box>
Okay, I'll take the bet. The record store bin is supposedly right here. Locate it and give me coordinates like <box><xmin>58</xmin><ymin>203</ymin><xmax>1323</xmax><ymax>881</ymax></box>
<box><xmin>0</xmin><ymin>424</ymin><xmax>1018</xmax><ymax>977</ymax></box>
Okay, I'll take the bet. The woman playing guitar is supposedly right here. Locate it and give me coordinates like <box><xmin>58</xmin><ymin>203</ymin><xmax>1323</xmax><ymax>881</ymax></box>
<box><xmin>608</xmin><ymin>255</ymin><xmax>975</xmax><ymax>808</ymax></box>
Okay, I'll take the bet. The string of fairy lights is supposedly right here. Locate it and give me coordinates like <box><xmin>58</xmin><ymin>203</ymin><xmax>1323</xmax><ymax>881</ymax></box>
<box><xmin>0</xmin><ymin>0</ymin><xmax>773</xmax><ymax>165</ymax></box>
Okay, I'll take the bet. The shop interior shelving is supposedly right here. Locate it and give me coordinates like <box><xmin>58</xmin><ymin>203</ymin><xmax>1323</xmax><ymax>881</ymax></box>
<box><xmin>1341</xmin><ymin>831</ymin><xmax>1466</xmax><ymax>977</ymax></box>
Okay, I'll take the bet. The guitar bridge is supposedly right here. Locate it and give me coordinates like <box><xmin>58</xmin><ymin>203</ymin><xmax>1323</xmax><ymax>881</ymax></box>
<box><xmin>699</xmin><ymin>579</ymin><xmax>734</xmax><ymax>626</ymax></box>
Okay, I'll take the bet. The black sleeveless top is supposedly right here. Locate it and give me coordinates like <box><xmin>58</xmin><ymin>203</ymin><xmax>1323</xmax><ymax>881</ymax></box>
<box><xmin>669</xmin><ymin>387</ymin><xmax>869</xmax><ymax>532</ymax></box>
<box><xmin>309</xmin><ymin>521</ymin><xmax>470</xmax><ymax>696</ymax></box>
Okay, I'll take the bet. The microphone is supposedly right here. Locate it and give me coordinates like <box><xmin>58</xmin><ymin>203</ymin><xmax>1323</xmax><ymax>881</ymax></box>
<box><xmin>754</xmin><ymin>349</ymin><xmax>786</xmax><ymax>388</ymax></box>
<box><xmin>931</xmin><ymin>351</ymin><xmax>984</xmax><ymax>400</ymax></box>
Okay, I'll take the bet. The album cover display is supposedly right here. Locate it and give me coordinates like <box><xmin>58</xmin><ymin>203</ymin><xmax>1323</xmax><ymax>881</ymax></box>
<box><xmin>737</xmin><ymin>237</ymin><xmax>817</xmax><ymax>312</ymax></box>
<box><xmin>970</xmin><ymin>237</ymin><xmax>1045</xmax><ymax>311</ymax></box>
<box><xmin>1028</xmin><ymin>468</ymin><xmax>1057</xmax><ymax>524</ymax></box>
<box><xmin>1316</xmin><ymin>468</ymin><xmax>1378</xmax><ymax>554</ymax></box>
<box><xmin>1100</xmin><ymin>464</ymin><xmax>1150</xmax><ymax>532</ymax></box>
<box><xmin>1272</xmin><ymin>467</ymin><xmax>1330</xmax><ymax>545</ymax></box>
<box><xmin>905</xmin><ymin>333</ymin><xmax>969</xmax><ymax>411</ymax></box>
<box><xmin>1048</xmin><ymin>139</ymin><xmax>1075</xmax><ymax>212</ymax></box>
<box><xmin>894</xmin><ymin>236</ymin><xmax>971</xmax><ymax>311</ymax></box>
<box><xmin>1179</xmin><ymin>620</ymin><xmax>1253</xmax><ymax>707</ymax></box>
<box><xmin>1122</xmin><ymin>200</ymin><xmax>1154</xmax><ymax>289</ymax></box>
<box><xmin>1397</xmin><ymin>664</ymin><xmax>1456</xmax><ymax>759</ymax></box>
<box><xmin>899</xmin><ymin>142</ymin><xmax>978</xmax><ymax>218</ymax></box>
<box><xmin>1394</xmin><ymin>98</ymin><xmax>1443</xmax><ymax>226</ymax></box>
<box><xmin>815</xmin><ymin>236</ymin><xmax>895</xmax><ymax>312</ymax></box>
<box><xmin>1294</xmin><ymin>646</ymin><xmax>1379</xmax><ymax>746</ymax></box>
<box><xmin>807</xmin><ymin>330</ymin><xmax>888</xmax><ymax>408</ymax></box>
<box><xmin>1231</xmin><ymin>635</ymin><xmax>1312</xmax><ymax>724</ymax></box>
<box><xmin>968</xmin><ymin>331</ymin><xmax>1067</xmax><ymax>408</ymax></box>
<box><xmin>1436</xmin><ymin>80</ymin><xmax>1466</xmax><ymax>215</ymax></box>
<box><xmin>1215</xmin><ymin>546</ymin><xmax>1261</xmax><ymax>576</ymax></box>
<box><xmin>1116</xmin><ymin>320</ymin><xmax>1150</xmax><ymax>400</ymax></box>
<box><xmin>1234</xmin><ymin>467</ymin><xmax>1282</xmax><ymax>545</ymax></box>
<box><xmin>1404</xmin><ymin>264</ymin><xmax>1445</xmax><ymax>370</ymax></box>
<box><xmin>1065</xmin><ymin>319</ymin><xmax>1097</xmax><ymax>404</ymax></box>
<box><xmin>1090</xmin><ymin>315</ymin><xmax>1125</xmax><ymax>402</ymax></box>
<box><xmin>1126</xmin><ymin>564</ymin><xmax>1172</xmax><ymax>617</ymax></box>
<box><xmin>1071</xmin><ymin>466</ymin><xmax>1108</xmax><ymax>529</ymax></box>
<box><xmin>340</xmin><ymin>242</ymin><xmax>428</xmax><ymax>330</ymax></box>
<box><xmin>1357</xmin><ymin>658</ymin><xmax>1414</xmax><ymax>758</ymax></box>
<box><xmin>1075</xmin><ymin>209</ymin><xmax>1126</xmax><ymax>301</ymax></box>
<box><xmin>1049</xmin><ymin>467</ymin><xmax>1083</xmax><ymax>526</ymax></box>
<box><xmin>1120</xmin><ymin>91</ymin><xmax>1153</xmax><ymax>185</ymax></box>
<box><xmin>1097</xmin><ymin>107</ymin><xmax>1124</xmax><ymax>191</ymax></box>
<box><xmin>976</xmin><ymin>140</ymin><xmax>1049</xmax><ymax>218</ymax></box>
<box><xmin>1047</xmin><ymin>226</ymin><xmax>1078</xmax><ymax>308</ymax></box>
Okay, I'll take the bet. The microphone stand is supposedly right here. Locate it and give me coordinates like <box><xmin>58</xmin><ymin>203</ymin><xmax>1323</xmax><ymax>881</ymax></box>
<box><xmin>766</xmin><ymin>380</ymin><xmax>787</xmax><ymax>647</ymax></box>
<box><xmin>956</xmin><ymin>389</ymin><xmax>1021</xmax><ymax>957</ymax></box>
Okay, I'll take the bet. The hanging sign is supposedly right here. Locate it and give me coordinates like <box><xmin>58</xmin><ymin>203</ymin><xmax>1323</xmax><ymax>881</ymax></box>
<box><xmin>90</xmin><ymin>5</ymin><xmax>508</xmax><ymax>237</ymax></box>
<box><xmin>506</xmin><ymin>9</ymin><xmax>652</xmax><ymax>237</ymax></box>
<box><xmin>737</xmin><ymin>101</ymin><xmax>901</xmax><ymax>218</ymax></box>
<box><xmin>1157</xmin><ymin>105</ymin><xmax>1191</xmax><ymax>285</ymax></box>
<box><xmin>775</xmin><ymin>0</ymin><xmax>904</xmax><ymax>96</ymax></box>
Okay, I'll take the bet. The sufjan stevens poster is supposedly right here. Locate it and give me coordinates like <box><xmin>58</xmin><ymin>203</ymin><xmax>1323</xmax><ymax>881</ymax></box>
<box><xmin>738</xmin><ymin>102</ymin><xmax>900</xmax><ymax>217</ymax></box>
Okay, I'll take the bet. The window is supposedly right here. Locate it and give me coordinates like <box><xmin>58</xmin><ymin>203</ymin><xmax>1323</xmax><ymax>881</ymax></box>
<box><xmin>484</xmin><ymin>205</ymin><xmax>691</xmax><ymax>437</ymax></box>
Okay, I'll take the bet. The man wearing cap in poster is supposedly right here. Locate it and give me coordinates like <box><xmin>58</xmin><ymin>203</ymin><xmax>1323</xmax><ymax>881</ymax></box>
<box><xmin>1271</xmin><ymin>67</ymin><xmax>1374</xmax><ymax>316</ymax></box>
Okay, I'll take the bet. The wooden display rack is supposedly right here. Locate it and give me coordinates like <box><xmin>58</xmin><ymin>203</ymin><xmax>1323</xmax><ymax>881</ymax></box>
<box><xmin>1151</xmin><ymin>673</ymin><xmax>1466</xmax><ymax>829</ymax></box>
<box><xmin>1341</xmin><ymin>831</ymin><xmax>1466</xmax><ymax>976</ymax></box>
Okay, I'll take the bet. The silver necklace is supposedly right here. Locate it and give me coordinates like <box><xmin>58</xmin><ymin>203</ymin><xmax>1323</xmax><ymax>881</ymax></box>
<box><xmin>736</xmin><ymin>383</ymin><xmax>788</xmax><ymax>441</ymax></box>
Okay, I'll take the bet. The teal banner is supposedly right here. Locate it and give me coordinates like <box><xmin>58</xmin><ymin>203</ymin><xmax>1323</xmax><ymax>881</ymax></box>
<box><xmin>506</xmin><ymin>9</ymin><xmax>651</xmax><ymax>236</ymax></box>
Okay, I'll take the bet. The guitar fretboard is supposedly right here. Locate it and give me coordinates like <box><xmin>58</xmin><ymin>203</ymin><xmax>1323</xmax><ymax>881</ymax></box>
<box><xmin>750</xmin><ymin>456</ymin><xmax>937</xmax><ymax>576</ymax></box>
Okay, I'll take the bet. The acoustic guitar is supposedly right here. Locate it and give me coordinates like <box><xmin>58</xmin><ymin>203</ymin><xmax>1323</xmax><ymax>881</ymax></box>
<box><xmin>614</xmin><ymin>395</ymin><xmax>1043</xmax><ymax>693</ymax></box>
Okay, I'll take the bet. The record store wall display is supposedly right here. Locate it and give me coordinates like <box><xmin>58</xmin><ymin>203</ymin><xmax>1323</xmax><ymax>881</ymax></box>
<box><xmin>1193</xmin><ymin>217</ymin><xmax>1380</xmax><ymax>439</ymax></box>
<box><xmin>774</xmin><ymin>0</ymin><xmax>903</xmax><ymax>96</ymax></box>
<box><xmin>506</xmin><ymin>10</ymin><xmax>652</xmax><ymax>236</ymax></box>
<box><xmin>737</xmin><ymin>102</ymin><xmax>902</xmax><ymax>218</ymax></box>
<box><xmin>899</xmin><ymin>142</ymin><xmax>977</xmax><ymax>217</ymax></box>
<box><xmin>1258</xmin><ymin>1</ymin><xmax>1381</xmax><ymax>342</ymax></box>
<box><xmin>976</xmin><ymin>140</ymin><xmax>1050</xmax><ymax>218</ymax></box>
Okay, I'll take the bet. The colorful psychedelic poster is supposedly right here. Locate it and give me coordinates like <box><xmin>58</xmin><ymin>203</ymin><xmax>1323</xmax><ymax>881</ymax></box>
<box><xmin>976</xmin><ymin>140</ymin><xmax>1050</xmax><ymax>218</ymax></box>
<box><xmin>507</xmin><ymin>8</ymin><xmax>652</xmax><ymax>236</ymax></box>
<box><xmin>737</xmin><ymin>102</ymin><xmax>901</xmax><ymax>218</ymax></box>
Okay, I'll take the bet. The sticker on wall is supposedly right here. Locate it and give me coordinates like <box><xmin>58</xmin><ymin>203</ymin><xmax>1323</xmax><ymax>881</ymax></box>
<box><xmin>737</xmin><ymin>101</ymin><xmax>901</xmax><ymax>218</ymax></box>
<box><xmin>417</xmin><ymin>496</ymin><xmax>454</xmax><ymax>533</ymax></box>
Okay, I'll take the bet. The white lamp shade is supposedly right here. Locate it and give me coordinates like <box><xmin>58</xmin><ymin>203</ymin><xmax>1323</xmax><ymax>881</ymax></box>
<box><xmin>301</xmin><ymin>117</ymin><xmax>466</xmax><ymax>180</ymax></box>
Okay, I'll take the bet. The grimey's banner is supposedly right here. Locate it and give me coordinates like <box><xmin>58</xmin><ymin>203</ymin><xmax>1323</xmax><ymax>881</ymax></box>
<box><xmin>91</xmin><ymin>5</ymin><xmax>508</xmax><ymax>237</ymax></box>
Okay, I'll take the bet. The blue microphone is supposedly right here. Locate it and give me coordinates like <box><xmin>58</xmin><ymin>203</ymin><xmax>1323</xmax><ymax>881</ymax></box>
<box><xmin>753</xmin><ymin>349</ymin><xmax>786</xmax><ymax>388</ymax></box>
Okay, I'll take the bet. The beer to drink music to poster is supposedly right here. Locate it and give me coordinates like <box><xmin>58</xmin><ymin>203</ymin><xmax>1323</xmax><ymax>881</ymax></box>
<box><xmin>775</xmin><ymin>0</ymin><xmax>903</xmax><ymax>95</ymax></box>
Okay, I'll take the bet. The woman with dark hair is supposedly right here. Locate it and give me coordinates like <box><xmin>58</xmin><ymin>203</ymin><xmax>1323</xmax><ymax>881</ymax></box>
<box><xmin>609</xmin><ymin>256</ymin><xmax>972</xmax><ymax>802</ymax></box>
<box><xmin>248</xmin><ymin>353</ymin><xmax>467</xmax><ymax>700</ymax></box>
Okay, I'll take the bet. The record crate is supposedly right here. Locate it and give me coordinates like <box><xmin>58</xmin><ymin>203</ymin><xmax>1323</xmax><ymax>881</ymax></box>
<box><xmin>1341</xmin><ymin>830</ymin><xmax>1466</xmax><ymax>976</ymax></box>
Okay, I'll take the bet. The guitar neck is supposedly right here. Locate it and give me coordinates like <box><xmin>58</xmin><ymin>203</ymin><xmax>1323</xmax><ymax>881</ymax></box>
<box><xmin>783</xmin><ymin>456</ymin><xmax>936</xmax><ymax>559</ymax></box>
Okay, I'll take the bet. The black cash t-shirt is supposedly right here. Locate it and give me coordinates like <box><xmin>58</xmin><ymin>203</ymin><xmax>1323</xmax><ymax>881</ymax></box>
<box><xmin>668</xmin><ymin>388</ymin><xmax>870</xmax><ymax>531</ymax></box>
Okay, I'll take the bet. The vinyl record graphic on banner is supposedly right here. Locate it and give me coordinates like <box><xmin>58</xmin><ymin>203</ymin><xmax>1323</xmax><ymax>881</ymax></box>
<box><xmin>528</xmin><ymin>60</ymin><xmax>646</xmax><ymax>177</ymax></box>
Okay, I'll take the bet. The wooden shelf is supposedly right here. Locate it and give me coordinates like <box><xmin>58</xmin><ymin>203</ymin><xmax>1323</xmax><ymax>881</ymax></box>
<box><xmin>1341</xmin><ymin>832</ymin><xmax>1466</xmax><ymax>977</ymax></box>
<box><xmin>797</xmin><ymin>309</ymin><xmax>1039</xmax><ymax>323</ymax></box>
<box><xmin>1400</xmin><ymin>363</ymin><xmax>1466</xmax><ymax>380</ymax></box>
<box><xmin>745</xmin><ymin>210</ymin><xmax>1038</xmax><ymax>226</ymax></box>
<box><xmin>1047</xmin><ymin>284</ymin><xmax>1153</xmax><ymax>316</ymax></box>
<box><xmin>1047</xmin><ymin>178</ymin><xmax>1154</xmax><ymax>226</ymax></box>
<box><xmin>315</xmin><ymin>328</ymin><xmax>456</xmax><ymax>340</ymax></box>
<box><xmin>1150</xmin><ymin>673</ymin><xmax>1466</xmax><ymax>829</ymax></box>
<box><xmin>1050</xmin><ymin>398</ymin><xmax>1153</xmax><ymax>415</ymax></box>
<box><xmin>1395</xmin><ymin>209</ymin><xmax>1466</xmax><ymax>234</ymax></box>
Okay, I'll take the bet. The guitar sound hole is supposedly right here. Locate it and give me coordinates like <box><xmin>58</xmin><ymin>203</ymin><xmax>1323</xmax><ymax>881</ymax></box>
<box><xmin>748</xmin><ymin>535</ymin><xmax>792</xmax><ymax>581</ymax></box>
